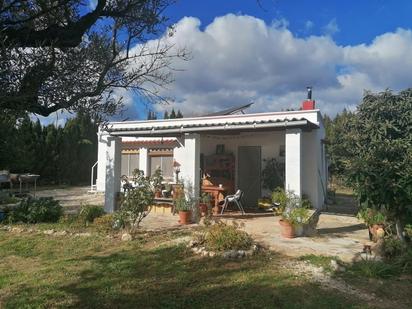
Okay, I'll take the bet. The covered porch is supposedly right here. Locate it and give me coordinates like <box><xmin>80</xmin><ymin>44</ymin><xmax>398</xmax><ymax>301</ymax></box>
<box><xmin>98</xmin><ymin>109</ymin><xmax>327</xmax><ymax>213</ymax></box>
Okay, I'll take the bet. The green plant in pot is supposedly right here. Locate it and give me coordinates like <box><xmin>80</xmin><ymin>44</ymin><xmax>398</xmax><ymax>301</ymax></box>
<box><xmin>199</xmin><ymin>192</ymin><xmax>212</xmax><ymax>217</ymax></box>
<box><xmin>174</xmin><ymin>195</ymin><xmax>193</xmax><ymax>224</ymax></box>
<box><xmin>151</xmin><ymin>167</ymin><xmax>164</xmax><ymax>198</ymax></box>
<box><xmin>357</xmin><ymin>207</ymin><xmax>386</xmax><ymax>242</ymax></box>
<box><xmin>277</xmin><ymin>189</ymin><xmax>310</xmax><ymax>238</ymax></box>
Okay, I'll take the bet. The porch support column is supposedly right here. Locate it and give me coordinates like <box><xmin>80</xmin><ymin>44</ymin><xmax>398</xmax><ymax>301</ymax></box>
<box><xmin>96</xmin><ymin>132</ymin><xmax>108</xmax><ymax>192</ymax></box>
<box><xmin>104</xmin><ymin>136</ymin><xmax>122</xmax><ymax>213</ymax></box>
<box><xmin>285</xmin><ymin>128</ymin><xmax>302</xmax><ymax>197</ymax></box>
<box><xmin>139</xmin><ymin>147</ymin><xmax>149</xmax><ymax>176</ymax></box>
<box><xmin>174</xmin><ymin>133</ymin><xmax>200</xmax><ymax>198</ymax></box>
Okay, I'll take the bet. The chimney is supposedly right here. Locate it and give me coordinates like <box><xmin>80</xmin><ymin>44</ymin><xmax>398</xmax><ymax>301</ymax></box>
<box><xmin>301</xmin><ymin>86</ymin><xmax>316</xmax><ymax>110</ymax></box>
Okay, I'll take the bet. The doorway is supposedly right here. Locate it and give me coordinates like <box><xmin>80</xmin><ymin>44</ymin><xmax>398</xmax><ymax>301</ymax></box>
<box><xmin>237</xmin><ymin>146</ymin><xmax>261</xmax><ymax>208</ymax></box>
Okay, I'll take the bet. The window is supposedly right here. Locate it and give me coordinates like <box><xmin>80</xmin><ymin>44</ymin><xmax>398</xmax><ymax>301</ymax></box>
<box><xmin>121</xmin><ymin>153</ymin><xmax>140</xmax><ymax>177</ymax></box>
<box><xmin>150</xmin><ymin>155</ymin><xmax>173</xmax><ymax>182</ymax></box>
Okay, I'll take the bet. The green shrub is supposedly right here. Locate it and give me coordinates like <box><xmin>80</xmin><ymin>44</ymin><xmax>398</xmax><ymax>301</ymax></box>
<box><xmin>77</xmin><ymin>204</ymin><xmax>105</xmax><ymax>226</ymax></box>
<box><xmin>7</xmin><ymin>197</ymin><xmax>63</xmax><ymax>224</ymax></box>
<box><xmin>93</xmin><ymin>214</ymin><xmax>114</xmax><ymax>232</ymax></box>
<box><xmin>205</xmin><ymin>222</ymin><xmax>253</xmax><ymax>251</ymax></box>
<box><xmin>382</xmin><ymin>237</ymin><xmax>407</xmax><ymax>259</ymax></box>
<box><xmin>357</xmin><ymin>208</ymin><xmax>386</xmax><ymax>226</ymax></box>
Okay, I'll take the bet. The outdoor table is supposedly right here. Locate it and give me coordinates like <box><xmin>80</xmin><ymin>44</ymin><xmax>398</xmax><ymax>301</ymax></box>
<box><xmin>201</xmin><ymin>185</ymin><xmax>227</xmax><ymax>207</ymax></box>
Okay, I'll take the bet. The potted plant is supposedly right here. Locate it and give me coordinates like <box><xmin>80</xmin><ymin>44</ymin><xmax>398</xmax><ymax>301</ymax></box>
<box><xmin>151</xmin><ymin>167</ymin><xmax>164</xmax><ymax>198</ymax></box>
<box><xmin>277</xmin><ymin>189</ymin><xmax>310</xmax><ymax>238</ymax></box>
<box><xmin>357</xmin><ymin>208</ymin><xmax>386</xmax><ymax>242</ymax></box>
<box><xmin>199</xmin><ymin>193</ymin><xmax>211</xmax><ymax>217</ymax></box>
<box><xmin>174</xmin><ymin>195</ymin><xmax>192</xmax><ymax>224</ymax></box>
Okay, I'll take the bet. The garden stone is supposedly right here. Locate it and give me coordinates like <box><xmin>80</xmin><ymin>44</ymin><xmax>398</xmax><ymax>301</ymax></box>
<box><xmin>209</xmin><ymin>251</ymin><xmax>216</xmax><ymax>257</ymax></box>
<box><xmin>245</xmin><ymin>250</ymin><xmax>253</xmax><ymax>257</ymax></box>
<box><xmin>201</xmin><ymin>251</ymin><xmax>209</xmax><ymax>257</ymax></box>
<box><xmin>238</xmin><ymin>250</ymin><xmax>246</xmax><ymax>258</ymax></box>
<box><xmin>55</xmin><ymin>230</ymin><xmax>67</xmax><ymax>236</ymax></box>
<box><xmin>11</xmin><ymin>227</ymin><xmax>24</xmax><ymax>233</ymax></box>
<box><xmin>43</xmin><ymin>229</ymin><xmax>55</xmax><ymax>235</ymax></box>
<box><xmin>121</xmin><ymin>233</ymin><xmax>133</xmax><ymax>241</ymax></box>
<box><xmin>229</xmin><ymin>250</ymin><xmax>238</xmax><ymax>259</ymax></box>
<box><xmin>222</xmin><ymin>251</ymin><xmax>232</xmax><ymax>259</ymax></box>
<box><xmin>76</xmin><ymin>232</ymin><xmax>92</xmax><ymax>237</ymax></box>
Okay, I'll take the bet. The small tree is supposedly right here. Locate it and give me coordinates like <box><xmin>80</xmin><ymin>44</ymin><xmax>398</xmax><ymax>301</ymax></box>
<box><xmin>344</xmin><ymin>89</ymin><xmax>412</xmax><ymax>240</ymax></box>
<box><xmin>120</xmin><ymin>170</ymin><xmax>154</xmax><ymax>230</ymax></box>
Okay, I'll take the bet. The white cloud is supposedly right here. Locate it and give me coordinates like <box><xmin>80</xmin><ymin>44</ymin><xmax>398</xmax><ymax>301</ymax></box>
<box><xmin>118</xmin><ymin>14</ymin><xmax>412</xmax><ymax>118</ymax></box>
<box><xmin>323</xmin><ymin>18</ymin><xmax>340</xmax><ymax>36</ymax></box>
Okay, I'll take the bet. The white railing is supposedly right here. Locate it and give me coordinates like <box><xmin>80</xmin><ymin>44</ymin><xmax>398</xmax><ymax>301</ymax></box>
<box><xmin>90</xmin><ymin>161</ymin><xmax>98</xmax><ymax>192</ymax></box>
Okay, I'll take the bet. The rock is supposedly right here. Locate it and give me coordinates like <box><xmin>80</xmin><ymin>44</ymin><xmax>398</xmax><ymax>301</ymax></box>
<box><xmin>27</xmin><ymin>228</ymin><xmax>34</xmax><ymax>233</ymax></box>
<box><xmin>222</xmin><ymin>251</ymin><xmax>232</xmax><ymax>259</ymax></box>
<box><xmin>238</xmin><ymin>250</ymin><xmax>246</xmax><ymax>258</ymax></box>
<box><xmin>201</xmin><ymin>251</ymin><xmax>209</xmax><ymax>257</ymax></box>
<box><xmin>245</xmin><ymin>250</ymin><xmax>253</xmax><ymax>257</ymax></box>
<box><xmin>43</xmin><ymin>229</ymin><xmax>55</xmax><ymax>235</ymax></box>
<box><xmin>11</xmin><ymin>227</ymin><xmax>25</xmax><ymax>233</ymax></box>
<box><xmin>229</xmin><ymin>250</ymin><xmax>238</xmax><ymax>259</ymax></box>
<box><xmin>330</xmin><ymin>259</ymin><xmax>339</xmax><ymax>271</ymax></box>
<box><xmin>54</xmin><ymin>230</ymin><xmax>67</xmax><ymax>236</ymax></box>
<box><xmin>121</xmin><ymin>233</ymin><xmax>132</xmax><ymax>241</ymax></box>
<box><xmin>209</xmin><ymin>251</ymin><xmax>216</xmax><ymax>257</ymax></box>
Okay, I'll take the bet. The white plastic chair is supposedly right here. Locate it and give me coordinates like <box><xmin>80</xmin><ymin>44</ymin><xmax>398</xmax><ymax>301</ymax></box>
<box><xmin>220</xmin><ymin>189</ymin><xmax>245</xmax><ymax>215</ymax></box>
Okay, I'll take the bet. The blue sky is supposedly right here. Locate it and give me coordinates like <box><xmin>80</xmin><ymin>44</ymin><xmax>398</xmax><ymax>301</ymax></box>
<box><xmin>166</xmin><ymin>0</ymin><xmax>412</xmax><ymax>46</ymax></box>
<box><xmin>39</xmin><ymin>0</ymin><xmax>412</xmax><ymax>124</ymax></box>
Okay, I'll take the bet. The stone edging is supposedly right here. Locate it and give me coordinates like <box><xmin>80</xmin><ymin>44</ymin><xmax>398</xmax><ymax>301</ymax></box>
<box><xmin>187</xmin><ymin>239</ymin><xmax>261</xmax><ymax>259</ymax></box>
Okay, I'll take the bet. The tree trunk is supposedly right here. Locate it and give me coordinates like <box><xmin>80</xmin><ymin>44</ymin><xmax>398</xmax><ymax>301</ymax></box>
<box><xmin>395</xmin><ymin>218</ymin><xmax>405</xmax><ymax>242</ymax></box>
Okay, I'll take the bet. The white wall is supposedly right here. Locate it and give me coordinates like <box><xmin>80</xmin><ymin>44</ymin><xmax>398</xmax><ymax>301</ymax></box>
<box><xmin>96</xmin><ymin>133</ymin><xmax>108</xmax><ymax>192</ymax></box>
<box><xmin>174</xmin><ymin>133</ymin><xmax>201</xmax><ymax>198</ymax></box>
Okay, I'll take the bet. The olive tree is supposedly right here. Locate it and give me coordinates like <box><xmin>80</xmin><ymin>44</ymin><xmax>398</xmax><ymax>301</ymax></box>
<box><xmin>344</xmin><ymin>89</ymin><xmax>412</xmax><ymax>240</ymax></box>
<box><xmin>0</xmin><ymin>0</ymin><xmax>188</xmax><ymax>119</ymax></box>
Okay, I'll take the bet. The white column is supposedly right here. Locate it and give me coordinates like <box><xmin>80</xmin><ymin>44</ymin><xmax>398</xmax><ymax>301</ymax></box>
<box><xmin>285</xmin><ymin>128</ymin><xmax>302</xmax><ymax>197</ymax></box>
<box><xmin>173</xmin><ymin>133</ymin><xmax>200</xmax><ymax>198</ymax></box>
<box><xmin>139</xmin><ymin>147</ymin><xmax>149</xmax><ymax>176</ymax></box>
<box><xmin>96</xmin><ymin>133</ymin><xmax>108</xmax><ymax>192</ymax></box>
<box><xmin>104</xmin><ymin>136</ymin><xmax>122</xmax><ymax>213</ymax></box>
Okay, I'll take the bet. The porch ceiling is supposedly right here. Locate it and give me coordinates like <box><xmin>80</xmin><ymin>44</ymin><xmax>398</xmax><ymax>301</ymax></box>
<box><xmin>107</xmin><ymin>118</ymin><xmax>318</xmax><ymax>137</ymax></box>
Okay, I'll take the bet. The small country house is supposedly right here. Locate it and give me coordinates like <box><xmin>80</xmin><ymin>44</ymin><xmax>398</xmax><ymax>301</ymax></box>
<box><xmin>96</xmin><ymin>94</ymin><xmax>327</xmax><ymax>213</ymax></box>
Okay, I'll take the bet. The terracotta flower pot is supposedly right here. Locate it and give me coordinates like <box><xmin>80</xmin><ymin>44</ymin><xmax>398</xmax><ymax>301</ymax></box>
<box><xmin>199</xmin><ymin>203</ymin><xmax>208</xmax><ymax>217</ymax></box>
<box><xmin>279</xmin><ymin>219</ymin><xmax>295</xmax><ymax>238</ymax></box>
<box><xmin>155</xmin><ymin>190</ymin><xmax>162</xmax><ymax>198</ymax></box>
<box><xmin>369</xmin><ymin>224</ymin><xmax>385</xmax><ymax>242</ymax></box>
<box><xmin>179</xmin><ymin>210</ymin><xmax>191</xmax><ymax>225</ymax></box>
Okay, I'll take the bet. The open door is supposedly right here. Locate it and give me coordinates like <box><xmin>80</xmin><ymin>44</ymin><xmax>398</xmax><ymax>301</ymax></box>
<box><xmin>237</xmin><ymin>146</ymin><xmax>261</xmax><ymax>208</ymax></box>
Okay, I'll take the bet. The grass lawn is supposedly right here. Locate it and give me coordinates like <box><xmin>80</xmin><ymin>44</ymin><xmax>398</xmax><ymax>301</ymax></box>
<box><xmin>0</xmin><ymin>228</ymin><xmax>372</xmax><ymax>309</ymax></box>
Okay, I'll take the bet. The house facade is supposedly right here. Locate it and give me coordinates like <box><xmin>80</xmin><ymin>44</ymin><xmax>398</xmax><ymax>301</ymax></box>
<box><xmin>96</xmin><ymin>100</ymin><xmax>327</xmax><ymax>213</ymax></box>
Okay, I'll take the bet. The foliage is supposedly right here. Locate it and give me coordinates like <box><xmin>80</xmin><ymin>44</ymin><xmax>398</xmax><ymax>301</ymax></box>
<box><xmin>271</xmin><ymin>187</ymin><xmax>288</xmax><ymax>213</ymax></box>
<box><xmin>282</xmin><ymin>206</ymin><xmax>310</xmax><ymax>226</ymax></box>
<box><xmin>323</xmin><ymin>110</ymin><xmax>355</xmax><ymax>179</ymax></box>
<box><xmin>7</xmin><ymin>197</ymin><xmax>63</xmax><ymax>224</ymax></box>
<box><xmin>357</xmin><ymin>208</ymin><xmax>386</xmax><ymax>226</ymax></box>
<box><xmin>381</xmin><ymin>237</ymin><xmax>408</xmax><ymax>260</ymax></box>
<box><xmin>174</xmin><ymin>181</ymin><xmax>198</xmax><ymax>214</ymax></box>
<box><xmin>272</xmin><ymin>188</ymin><xmax>311</xmax><ymax>224</ymax></box>
<box><xmin>262</xmin><ymin>158</ymin><xmax>284</xmax><ymax>191</ymax></box>
<box><xmin>77</xmin><ymin>205</ymin><xmax>105</xmax><ymax>226</ymax></box>
<box><xmin>200</xmin><ymin>192</ymin><xmax>212</xmax><ymax>204</ymax></box>
<box><xmin>151</xmin><ymin>167</ymin><xmax>164</xmax><ymax>190</ymax></box>
<box><xmin>0</xmin><ymin>0</ymin><xmax>188</xmax><ymax>118</ymax></box>
<box><xmin>205</xmin><ymin>222</ymin><xmax>253</xmax><ymax>251</ymax></box>
<box><xmin>348</xmin><ymin>259</ymin><xmax>401</xmax><ymax>279</ymax></box>
<box><xmin>0</xmin><ymin>112</ymin><xmax>98</xmax><ymax>185</ymax></box>
<box><xmin>93</xmin><ymin>214</ymin><xmax>115</xmax><ymax>232</ymax></box>
<box><xmin>405</xmin><ymin>224</ymin><xmax>412</xmax><ymax>239</ymax></box>
<box><xmin>343</xmin><ymin>89</ymin><xmax>412</xmax><ymax>240</ymax></box>
<box><xmin>0</xmin><ymin>191</ymin><xmax>19</xmax><ymax>205</ymax></box>
<box><xmin>120</xmin><ymin>170</ymin><xmax>154</xmax><ymax>229</ymax></box>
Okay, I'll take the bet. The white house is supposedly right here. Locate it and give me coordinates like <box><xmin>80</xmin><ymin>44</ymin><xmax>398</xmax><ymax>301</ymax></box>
<box><xmin>96</xmin><ymin>97</ymin><xmax>327</xmax><ymax>213</ymax></box>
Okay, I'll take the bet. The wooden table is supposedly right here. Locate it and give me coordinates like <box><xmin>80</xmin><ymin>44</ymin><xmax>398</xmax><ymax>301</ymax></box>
<box><xmin>201</xmin><ymin>186</ymin><xmax>227</xmax><ymax>207</ymax></box>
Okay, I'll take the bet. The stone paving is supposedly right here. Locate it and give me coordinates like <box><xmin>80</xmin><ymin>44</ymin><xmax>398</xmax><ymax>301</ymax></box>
<box><xmin>37</xmin><ymin>186</ymin><xmax>369</xmax><ymax>262</ymax></box>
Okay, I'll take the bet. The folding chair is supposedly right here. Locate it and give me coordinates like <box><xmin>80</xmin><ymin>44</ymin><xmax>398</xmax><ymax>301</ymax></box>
<box><xmin>220</xmin><ymin>189</ymin><xmax>245</xmax><ymax>215</ymax></box>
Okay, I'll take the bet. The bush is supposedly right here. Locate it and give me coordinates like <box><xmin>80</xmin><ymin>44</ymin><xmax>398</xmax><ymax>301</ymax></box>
<box><xmin>7</xmin><ymin>197</ymin><xmax>63</xmax><ymax>223</ymax></box>
<box><xmin>205</xmin><ymin>222</ymin><xmax>253</xmax><ymax>251</ymax></box>
<box><xmin>77</xmin><ymin>204</ymin><xmax>105</xmax><ymax>226</ymax></box>
<box><xmin>93</xmin><ymin>214</ymin><xmax>114</xmax><ymax>232</ymax></box>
